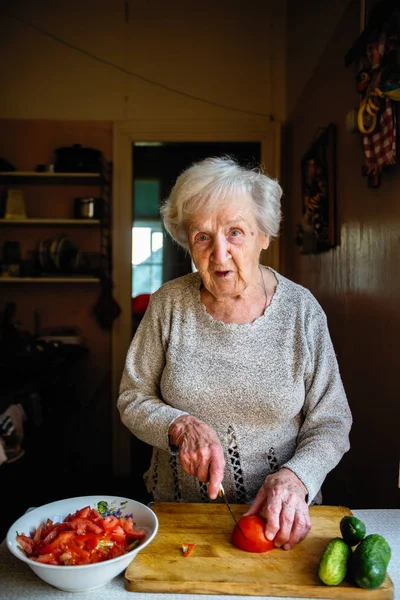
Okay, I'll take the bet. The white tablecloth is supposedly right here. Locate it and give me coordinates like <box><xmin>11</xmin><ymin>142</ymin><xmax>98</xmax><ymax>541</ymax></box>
<box><xmin>0</xmin><ymin>509</ymin><xmax>398</xmax><ymax>600</ymax></box>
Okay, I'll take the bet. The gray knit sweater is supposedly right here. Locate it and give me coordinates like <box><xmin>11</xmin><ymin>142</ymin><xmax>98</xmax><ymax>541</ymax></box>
<box><xmin>118</xmin><ymin>267</ymin><xmax>352</xmax><ymax>505</ymax></box>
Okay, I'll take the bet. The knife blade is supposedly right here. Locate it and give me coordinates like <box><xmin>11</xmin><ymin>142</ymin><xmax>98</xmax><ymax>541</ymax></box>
<box><xmin>218</xmin><ymin>483</ymin><xmax>247</xmax><ymax>538</ymax></box>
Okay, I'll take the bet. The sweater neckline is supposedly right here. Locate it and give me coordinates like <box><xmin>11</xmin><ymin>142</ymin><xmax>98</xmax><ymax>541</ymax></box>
<box><xmin>193</xmin><ymin>266</ymin><xmax>283</xmax><ymax>329</ymax></box>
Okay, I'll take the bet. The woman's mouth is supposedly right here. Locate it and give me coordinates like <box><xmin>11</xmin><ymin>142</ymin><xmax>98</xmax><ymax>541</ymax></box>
<box><xmin>215</xmin><ymin>271</ymin><xmax>231</xmax><ymax>278</ymax></box>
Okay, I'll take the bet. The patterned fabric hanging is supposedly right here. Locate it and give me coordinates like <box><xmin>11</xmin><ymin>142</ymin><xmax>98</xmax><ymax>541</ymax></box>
<box><xmin>362</xmin><ymin>96</ymin><xmax>396</xmax><ymax>176</ymax></box>
<box><xmin>354</xmin><ymin>8</ymin><xmax>400</xmax><ymax>186</ymax></box>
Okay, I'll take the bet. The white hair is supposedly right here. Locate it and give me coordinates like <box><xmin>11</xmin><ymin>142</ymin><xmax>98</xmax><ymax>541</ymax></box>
<box><xmin>160</xmin><ymin>156</ymin><xmax>282</xmax><ymax>250</ymax></box>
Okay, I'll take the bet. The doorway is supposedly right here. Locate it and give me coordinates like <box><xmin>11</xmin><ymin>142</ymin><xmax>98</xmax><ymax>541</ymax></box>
<box><xmin>112</xmin><ymin>118</ymin><xmax>281</xmax><ymax>481</ymax></box>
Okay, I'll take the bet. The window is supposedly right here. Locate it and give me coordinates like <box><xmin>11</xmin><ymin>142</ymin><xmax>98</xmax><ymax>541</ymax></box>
<box><xmin>132</xmin><ymin>180</ymin><xmax>163</xmax><ymax>297</ymax></box>
<box><xmin>132</xmin><ymin>222</ymin><xmax>163</xmax><ymax>295</ymax></box>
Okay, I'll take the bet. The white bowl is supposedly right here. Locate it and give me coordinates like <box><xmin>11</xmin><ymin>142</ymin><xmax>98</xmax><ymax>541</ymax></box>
<box><xmin>6</xmin><ymin>495</ymin><xmax>158</xmax><ymax>592</ymax></box>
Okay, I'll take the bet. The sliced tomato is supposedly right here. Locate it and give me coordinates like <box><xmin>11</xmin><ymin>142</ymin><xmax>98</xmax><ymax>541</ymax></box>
<box><xmin>41</xmin><ymin>523</ymin><xmax>70</xmax><ymax>546</ymax></box>
<box><xmin>89</xmin><ymin>549</ymin><xmax>105</xmax><ymax>564</ymax></box>
<box><xmin>17</xmin><ymin>504</ymin><xmax>145</xmax><ymax>565</ymax></box>
<box><xmin>109</xmin><ymin>544</ymin><xmax>125</xmax><ymax>559</ymax></box>
<box><xmin>59</xmin><ymin>551</ymin><xmax>73</xmax><ymax>564</ymax></box>
<box><xmin>40</xmin><ymin>530</ymin><xmax>76</xmax><ymax>555</ymax></box>
<box><xmin>109</xmin><ymin>525</ymin><xmax>126</xmax><ymax>544</ymax></box>
<box><xmin>33</xmin><ymin>553</ymin><xmax>58</xmax><ymax>564</ymax></box>
<box><xmin>88</xmin><ymin>509</ymin><xmax>103</xmax><ymax>526</ymax></box>
<box><xmin>182</xmin><ymin>542</ymin><xmax>196</xmax><ymax>557</ymax></box>
<box><xmin>120</xmin><ymin>517</ymin><xmax>146</xmax><ymax>539</ymax></box>
<box><xmin>70</xmin><ymin>518</ymin><xmax>103</xmax><ymax>535</ymax></box>
<box><xmin>41</xmin><ymin>528</ymin><xmax>59</xmax><ymax>546</ymax></box>
<box><xmin>89</xmin><ymin>545</ymin><xmax>111</xmax><ymax>563</ymax></box>
<box><xmin>89</xmin><ymin>509</ymin><xmax>102</xmax><ymax>519</ymax></box>
<box><xmin>102</xmin><ymin>516</ymin><xmax>119</xmax><ymax>530</ymax></box>
<box><xmin>74</xmin><ymin>533</ymin><xmax>103</xmax><ymax>552</ymax></box>
<box><xmin>77</xmin><ymin>506</ymin><xmax>91</xmax><ymax>518</ymax></box>
<box><xmin>33</xmin><ymin>524</ymin><xmax>44</xmax><ymax>544</ymax></box>
<box><xmin>69</xmin><ymin>543</ymin><xmax>91</xmax><ymax>562</ymax></box>
<box><xmin>16</xmin><ymin>535</ymin><xmax>34</xmax><ymax>555</ymax></box>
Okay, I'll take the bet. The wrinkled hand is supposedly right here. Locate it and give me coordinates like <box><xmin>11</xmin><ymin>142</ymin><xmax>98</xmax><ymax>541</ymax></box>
<box><xmin>243</xmin><ymin>467</ymin><xmax>311</xmax><ymax>551</ymax></box>
<box><xmin>168</xmin><ymin>415</ymin><xmax>225</xmax><ymax>499</ymax></box>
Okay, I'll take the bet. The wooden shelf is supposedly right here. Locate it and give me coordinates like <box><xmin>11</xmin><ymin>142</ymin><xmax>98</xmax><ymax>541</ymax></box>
<box><xmin>0</xmin><ymin>276</ymin><xmax>101</xmax><ymax>283</ymax></box>
<box><xmin>0</xmin><ymin>171</ymin><xmax>101</xmax><ymax>178</ymax></box>
<box><xmin>0</xmin><ymin>171</ymin><xmax>102</xmax><ymax>185</ymax></box>
<box><xmin>0</xmin><ymin>218</ymin><xmax>101</xmax><ymax>226</ymax></box>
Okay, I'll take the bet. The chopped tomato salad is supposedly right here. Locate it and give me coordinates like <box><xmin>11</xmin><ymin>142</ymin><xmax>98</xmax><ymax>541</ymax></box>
<box><xmin>16</xmin><ymin>506</ymin><xmax>147</xmax><ymax>565</ymax></box>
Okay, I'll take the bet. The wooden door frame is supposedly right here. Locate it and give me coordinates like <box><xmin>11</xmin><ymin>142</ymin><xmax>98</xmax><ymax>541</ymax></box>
<box><xmin>112</xmin><ymin>118</ymin><xmax>281</xmax><ymax>478</ymax></box>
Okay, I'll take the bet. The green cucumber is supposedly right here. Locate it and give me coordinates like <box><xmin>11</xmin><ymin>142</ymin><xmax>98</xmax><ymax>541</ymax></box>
<box><xmin>318</xmin><ymin>538</ymin><xmax>352</xmax><ymax>586</ymax></box>
<box><xmin>340</xmin><ymin>516</ymin><xmax>366</xmax><ymax>546</ymax></box>
<box><xmin>350</xmin><ymin>533</ymin><xmax>391</xmax><ymax>589</ymax></box>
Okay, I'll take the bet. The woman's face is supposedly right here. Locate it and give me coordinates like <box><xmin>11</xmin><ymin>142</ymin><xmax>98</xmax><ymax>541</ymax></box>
<box><xmin>187</xmin><ymin>193</ymin><xmax>269</xmax><ymax>299</ymax></box>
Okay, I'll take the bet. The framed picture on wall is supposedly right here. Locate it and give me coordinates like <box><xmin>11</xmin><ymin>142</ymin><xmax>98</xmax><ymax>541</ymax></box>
<box><xmin>295</xmin><ymin>123</ymin><xmax>337</xmax><ymax>254</ymax></box>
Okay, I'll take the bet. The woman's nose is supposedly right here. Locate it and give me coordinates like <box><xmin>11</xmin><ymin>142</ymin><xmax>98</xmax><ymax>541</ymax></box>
<box><xmin>211</xmin><ymin>236</ymin><xmax>230</xmax><ymax>263</ymax></box>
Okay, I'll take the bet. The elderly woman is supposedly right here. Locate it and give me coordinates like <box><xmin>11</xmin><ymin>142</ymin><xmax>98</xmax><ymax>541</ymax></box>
<box><xmin>118</xmin><ymin>156</ymin><xmax>352</xmax><ymax>551</ymax></box>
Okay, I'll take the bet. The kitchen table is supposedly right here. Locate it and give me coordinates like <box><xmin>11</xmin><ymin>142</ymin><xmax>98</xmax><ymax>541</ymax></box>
<box><xmin>0</xmin><ymin>509</ymin><xmax>398</xmax><ymax>600</ymax></box>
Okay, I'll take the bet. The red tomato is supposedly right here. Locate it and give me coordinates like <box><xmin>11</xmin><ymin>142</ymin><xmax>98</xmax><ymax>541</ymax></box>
<box><xmin>68</xmin><ymin>543</ymin><xmax>91</xmax><ymax>563</ymax></box>
<box><xmin>88</xmin><ymin>509</ymin><xmax>104</xmax><ymax>526</ymax></box>
<box><xmin>120</xmin><ymin>517</ymin><xmax>146</xmax><ymax>539</ymax></box>
<box><xmin>40</xmin><ymin>530</ymin><xmax>76</xmax><ymax>555</ymax></box>
<box><xmin>33</xmin><ymin>524</ymin><xmax>44</xmax><ymax>544</ymax></box>
<box><xmin>108</xmin><ymin>544</ymin><xmax>125</xmax><ymax>559</ymax></box>
<box><xmin>41</xmin><ymin>523</ymin><xmax>69</xmax><ymax>546</ymax></box>
<box><xmin>231</xmin><ymin>515</ymin><xmax>274</xmax><ymax>553</ymax></box>
<box><xmin>75</xmin><ymin>506</ymin><xmax>91</xmax><ymax>519</ymax></box>
<box><xmin>102</xmin><ymin>516</ymin><xmax>119</xmax><ymax>530</ymax></box>
<box><xmin>74</xmin><ymin>533</ymin><xmax>103</xmax><ymax>552</ymax></box>
<box><xmin>110</xmin><ymin>526</ymin><xmax>127</xmax><ymax>544</ymax></box>
<box><xmin>70</xmin><ymin>518</ymin><xmax>103</xmax><ymax>535</ymax></box>
<box><xmin>182</xmin><ymin>542</ymin><xmax>196</xmax><ymax>557</ymax></box>
<box><xmin>16</xmin><ymin>535</ymin><xmax>34</xmax><ymax>555</ymax></box>
<box><xmin>33</xmin><ymin>553</ymin><xmax>58</xmax><ymax>564</ymax></box>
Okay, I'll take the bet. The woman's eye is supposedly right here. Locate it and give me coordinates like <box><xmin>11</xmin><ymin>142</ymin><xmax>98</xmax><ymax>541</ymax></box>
<box><xmin>195</xmin><ymin>234</ymin><xmax>209</xmax><ymax>242</ymax></box>
<box><xmin>230</xmin><ymin>229</ymin><xmax>242</xmax><ymax>237</ymax></box>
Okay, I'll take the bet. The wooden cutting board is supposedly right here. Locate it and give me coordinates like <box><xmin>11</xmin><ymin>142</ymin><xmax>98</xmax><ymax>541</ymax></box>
<box><xmin>125</xmin><ymin>503</ymin><xmax>394</xmax><ymax>599</ymax></box>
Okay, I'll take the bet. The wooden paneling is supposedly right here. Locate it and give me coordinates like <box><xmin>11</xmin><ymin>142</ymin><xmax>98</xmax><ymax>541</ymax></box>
<box><xmin>283</xmin><ymin>1</ymin><xmax>400</xmax><ymax>507</ymax></box>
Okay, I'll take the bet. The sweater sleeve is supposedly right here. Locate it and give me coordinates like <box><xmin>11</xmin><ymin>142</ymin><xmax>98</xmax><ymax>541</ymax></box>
<box><xmin>117</xmin><ymin>293</ymin><xmax>188</xmax><ymax>452</ymax></box>
<box><xmin>283</xmin><ymin>297</ymin><xmax>352</xmax><ymax>504</ymax></box>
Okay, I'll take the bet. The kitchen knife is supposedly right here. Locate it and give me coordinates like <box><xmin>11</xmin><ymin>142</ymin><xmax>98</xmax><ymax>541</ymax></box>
<box><xmin>218</xmin><ymin>483</ymin><xmax>247</xmax><ymax>538</ymax></box>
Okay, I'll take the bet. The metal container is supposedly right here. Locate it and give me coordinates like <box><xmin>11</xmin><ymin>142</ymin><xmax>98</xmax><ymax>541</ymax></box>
<box><xmin>74</xmin><ymin>197</ymin><xmax>103</xmax><ymax>220</ymax></box>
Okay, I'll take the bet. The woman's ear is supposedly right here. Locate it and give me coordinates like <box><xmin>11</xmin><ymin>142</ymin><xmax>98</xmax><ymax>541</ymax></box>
<box><xmin>260</xmin><ymin>234</ymin><xmax>270</xmax><ymax>251</ymax></box>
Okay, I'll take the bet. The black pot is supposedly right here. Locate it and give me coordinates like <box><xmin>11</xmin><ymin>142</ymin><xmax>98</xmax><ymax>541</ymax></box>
<box><xmin>54</xmin><ymin>144</ymin><xmax>103</xmax><ymax>173</ymax></box>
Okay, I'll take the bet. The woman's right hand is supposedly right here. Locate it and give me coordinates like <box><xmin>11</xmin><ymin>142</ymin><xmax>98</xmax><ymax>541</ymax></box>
<box><xmin>168</xmin><ymin>415</ymin><xmax>225</xmax><ymax>500</ymax></box>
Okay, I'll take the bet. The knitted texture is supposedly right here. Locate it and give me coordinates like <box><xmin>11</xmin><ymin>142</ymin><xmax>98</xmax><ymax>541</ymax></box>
<box><xmin>118</xmin><ymin>267</ymin><xmax>352</xmax><ymax>504</ymax></box>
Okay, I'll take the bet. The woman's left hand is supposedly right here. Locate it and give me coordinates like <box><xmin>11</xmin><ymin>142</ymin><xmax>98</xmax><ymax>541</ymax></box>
<box><xmin>243</xmin><ymin>467</ymin><xmax>311</xmax><ymax>551</ymax></box>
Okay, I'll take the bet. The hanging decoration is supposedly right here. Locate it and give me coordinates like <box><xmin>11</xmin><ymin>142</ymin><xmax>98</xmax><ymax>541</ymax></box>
<box><xmin>295</xmin><ymin>125</ymin><xmax>337</xmax><ymax>254</ymax></box>
<box><xmin>345</xmin><ymin>0</ymin><xmax>400</xmax><ymax>187</ymax></box>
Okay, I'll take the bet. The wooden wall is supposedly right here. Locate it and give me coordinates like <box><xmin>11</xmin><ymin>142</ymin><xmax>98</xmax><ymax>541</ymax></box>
<box><xmin>0</xmin><ymin>0</ymin><xmax>286</xmax><ymax>122</ymax></box>
<box><xmin>283</xmin><ymin>0</ymin><xmax>400</xmax><ymax>508</ymax></box>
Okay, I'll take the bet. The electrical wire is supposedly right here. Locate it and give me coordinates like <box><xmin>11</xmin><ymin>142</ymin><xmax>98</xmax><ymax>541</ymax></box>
<box><xmin>3</xmin><ymin>12</ymin><xmax>275</xmax><ymax>120</ymax></box>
